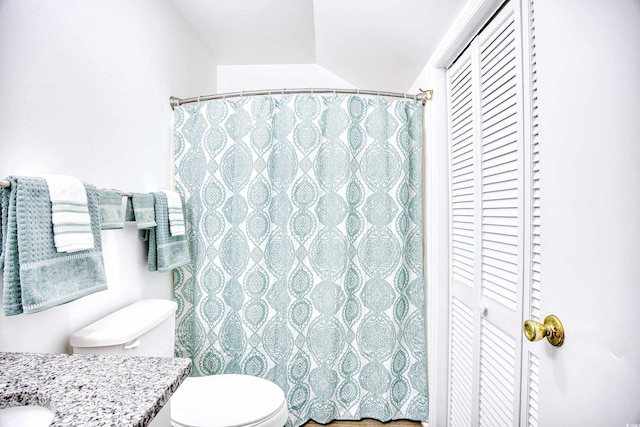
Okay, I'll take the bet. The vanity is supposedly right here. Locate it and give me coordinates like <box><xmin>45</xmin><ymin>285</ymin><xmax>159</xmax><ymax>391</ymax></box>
<box><xmin>0</xmin><ymin>352</ymin><xmax>190</xmax><ymax>426</ymax></box>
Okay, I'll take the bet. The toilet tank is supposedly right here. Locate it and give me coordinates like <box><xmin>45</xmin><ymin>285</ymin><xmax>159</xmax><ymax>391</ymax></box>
<box><xmin>70</xmin><ymin>299</ymin><xmax>177</xmax><ymax>357</ymax></box>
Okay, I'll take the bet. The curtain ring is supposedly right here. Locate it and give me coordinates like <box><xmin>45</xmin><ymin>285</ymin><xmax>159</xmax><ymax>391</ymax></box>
<box><xmin>333</xmin><ymin>88</ymin><xmax>337</xmax><ymax>97</ymax></box>
<box><xmin>413</xmin><ymin>94</ymin><xmax>417</xmax><ymax>102</ymax></box>
<box><xmin>310</xmin><ymin>87</ymin><xmax>314</xmax><ymax>95</ymax></box>
<box><xmin>268</xmin><ymin>88</ymin><xmax>272</xmax><ymax>96</ymax></box>
<box><xmin>281</xmin><ymin>88</ymin><xmax>285</xmax><ymax>95</ymax></box>
<box><xmin>377</xmin><ymin>91</ymin><xmax>381</xmax><ymax>97</ymax></box>
<box><xmin>240</xmin><ymin>90</ymin><xmax>244</xmax><ymax>99</ymax></box>
<box><xmin>197</xmin><ymin>96</ymin><xmax>201</xmax><ymax>104</ymax></box>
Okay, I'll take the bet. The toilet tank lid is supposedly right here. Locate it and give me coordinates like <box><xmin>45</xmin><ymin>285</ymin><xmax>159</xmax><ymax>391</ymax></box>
<box><xmin>70</xmin><ymin>299</ymin><xmax>177</xmax><ymax>348</ymax></box>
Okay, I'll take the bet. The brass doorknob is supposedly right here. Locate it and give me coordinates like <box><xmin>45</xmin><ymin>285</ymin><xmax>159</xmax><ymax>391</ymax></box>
<box><xmin>523</xmin><ymin>314</ymin><xmax>564</xmax><ymax>347</ymax></box>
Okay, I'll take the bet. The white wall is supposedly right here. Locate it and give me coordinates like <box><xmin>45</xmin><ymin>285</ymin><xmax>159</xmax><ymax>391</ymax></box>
<box><xmin>0</xmin><ymin>0</ymin><xmax>216</xmax><ymax>353</ymax></box>
<box><xmin>217</xmin><ymin>64</ymin><xmax>355</xmax><ymax>93</ymax></box>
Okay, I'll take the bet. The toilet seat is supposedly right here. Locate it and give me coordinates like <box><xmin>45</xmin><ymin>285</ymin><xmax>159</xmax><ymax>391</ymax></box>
<box><xmin>171</xmin><ymin>374</ymin><xmax>288</xmax><ymax>427</ymax></box>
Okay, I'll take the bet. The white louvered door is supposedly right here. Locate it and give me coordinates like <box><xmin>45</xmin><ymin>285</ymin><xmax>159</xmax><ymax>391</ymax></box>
<box><xmin>446</xmin><ymin>2</ymin><xmax>526</xmax><ymax>425</ymax></box>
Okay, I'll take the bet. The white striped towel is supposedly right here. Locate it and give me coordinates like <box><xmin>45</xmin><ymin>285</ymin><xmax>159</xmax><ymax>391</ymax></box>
<box><xmin>38</xmin><ymin>174</ymin><xmax>94</xmax><ymax>252</ymax></box>
<box><xmin>160</xmin><ymin>190</ymin><xmax>185</xmax><ymax>236</ymax></box>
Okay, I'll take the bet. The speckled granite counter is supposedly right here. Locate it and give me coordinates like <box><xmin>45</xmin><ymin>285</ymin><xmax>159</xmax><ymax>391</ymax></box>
<box><xmin>0</xmin><ymin>352</ymin><xmax>191</xmax><ymax>426</ymax></box>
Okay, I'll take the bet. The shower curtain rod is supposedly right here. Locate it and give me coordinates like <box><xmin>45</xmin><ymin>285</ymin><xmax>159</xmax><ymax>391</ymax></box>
<box><xmin>170</xmin><ymin>88</ymin><xmax>433</xmax><ymax>109</ymax></box>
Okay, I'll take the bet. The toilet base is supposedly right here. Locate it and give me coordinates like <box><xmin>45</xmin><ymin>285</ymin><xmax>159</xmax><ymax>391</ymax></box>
<box><xmin>171</xmin><ymin>400</ymin><xmax>287</xmax><ymax>427</ymax></box>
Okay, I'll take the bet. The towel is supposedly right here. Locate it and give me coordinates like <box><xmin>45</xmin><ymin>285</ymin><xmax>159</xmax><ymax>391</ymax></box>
<box><xmin>1</xmin><ymin>176</ymin><xmax>107</xmax><ymax>315</ymax></box>
<box><xmin>0</xmin><ymin>182</ymin><xmax>18</xmax><ymax>304</ymax></box>
<box><xmin>147</xmin><ymin>191</ymin><xmax>190</xmax><ymax>272</ymax></box>
<box><xmin>124</xmin><ymin>193</ymin><xmax>157</xmax><ymax>229</ymax></box>
<box><xmin>38</xmin><ymin>174</ymin><xmax>94</xmax><ymax>252</ymax></box>
<box><xmin>160</xmin><ymin>190</ymin><xmax>185</xmax><ymax>236</ymax></box>
<box><xmin>98</xmin><ymin>189</ymin><xmax>124</xmax><ymax>229</ymax></box>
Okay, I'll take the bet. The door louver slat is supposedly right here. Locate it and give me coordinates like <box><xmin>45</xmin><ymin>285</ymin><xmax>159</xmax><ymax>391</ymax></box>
<box><xmin>481</xmin><ymin>4</ymin><xmax>520</xmax><ymax>310</ymax></box>
<box><xmin>479</xmin><ymin>320</ymin><xmax>516</xmax><ymax>426</ymax></box>
<box><xmin>450</xmin><ymin>49</ymin><xmax>476</xmax><ymax>289</ymax></box>
<box><xmin>449</xmin><ymin>298</ymin><xmax>474</xmax><ymax>427</ymax></box>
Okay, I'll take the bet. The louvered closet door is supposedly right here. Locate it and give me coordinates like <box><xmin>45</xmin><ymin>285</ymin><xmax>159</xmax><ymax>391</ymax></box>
<box><xmin>447</xmin><ymin>1</ymin><xmax>526</xmax><ymax>425</ymax></box>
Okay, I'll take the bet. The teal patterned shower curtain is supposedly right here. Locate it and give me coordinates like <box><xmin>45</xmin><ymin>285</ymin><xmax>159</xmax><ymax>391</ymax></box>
<box><xmin>172</xmin><ymin>94</ymin><xmax>426</xmax><ymax>426</ymax></box>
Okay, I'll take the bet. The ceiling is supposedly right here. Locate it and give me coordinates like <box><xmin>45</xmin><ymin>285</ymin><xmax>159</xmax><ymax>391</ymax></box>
<box><xmin>170</xmin><ymin>0</ymin><xmax>466</xmax><ymax>92</ymax></box>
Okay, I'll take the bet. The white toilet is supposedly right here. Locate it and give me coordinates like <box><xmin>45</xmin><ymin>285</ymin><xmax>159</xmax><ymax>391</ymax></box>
<box><xmin>70</xmin><ymin>299</ymin><xmax>288</xmax><ymax>427</ymax></box>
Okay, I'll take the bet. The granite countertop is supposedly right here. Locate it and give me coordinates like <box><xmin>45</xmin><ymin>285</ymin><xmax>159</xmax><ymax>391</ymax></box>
<box><xmin>0</xmin><ymin>352</ymin><xmax>191</xmax><ymax>426</ymax></box>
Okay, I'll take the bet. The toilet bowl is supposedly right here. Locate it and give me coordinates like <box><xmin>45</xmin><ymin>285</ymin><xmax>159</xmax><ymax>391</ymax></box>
<box><xmin>70</xmin><ymin>299</ymin><xmax>288</xmax><ymax>427</ymax></box>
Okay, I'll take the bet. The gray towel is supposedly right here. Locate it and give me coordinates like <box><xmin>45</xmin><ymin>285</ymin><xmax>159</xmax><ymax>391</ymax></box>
<box><xmin>147</xmin><ymin>192</ymin><xmax>190</xmax><ymax>272</ymax></box>
<box><xmin>1</xmin><ymin>176</ymin><xmax>107</xmax><ymax>315</ymax></box>
<box><xmin>98</xmin><ymin>189</ymin><xmax>124</xmax><ymax>229</ymax></box>
<box><xmin>125</xmin><ymin>193</ymin><xmax>156</xmax><ymax>229</ymax></box>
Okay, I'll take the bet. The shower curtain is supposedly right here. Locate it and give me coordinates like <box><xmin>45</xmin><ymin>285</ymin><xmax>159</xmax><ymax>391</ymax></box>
<box><xmin>172</xmin><ymin>94</ymin><xmax>426</xmax><ymax>426</ymax></box>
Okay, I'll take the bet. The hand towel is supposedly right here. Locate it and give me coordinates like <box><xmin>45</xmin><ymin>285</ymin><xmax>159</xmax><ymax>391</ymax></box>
<box><xmin>147</xmin><ymin>191</ymin><xmax>190</xmax><ymax>272</ymax></box>
<box><xmin>124</xmin><ymin>193</ymin><xmax>157</xmax><ymax>229</ymax></box>
<box><xmin>38</xmin><ymin>174</ymin><xmax>94</xmax><ymax>252</ymax></box>
<box><xmin>98</xmin><ymin>189</ymin><xmax>124</xmax><ymax>230</ymax></box>
<box><xmin>160</xmin><ymin>190</ymin><xmax>185</xmax><ymax>236</ymax></box>
<box><xmin>1</xmin><ymin>176</ymin><xmax>107</xmax><ymax>315</ymax></box>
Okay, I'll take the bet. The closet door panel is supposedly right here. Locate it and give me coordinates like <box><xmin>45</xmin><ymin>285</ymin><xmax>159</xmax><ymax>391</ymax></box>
<box><xmin>516</xmin><ymin>0</ymin><xmax>541</xmax><ymax>424</ymax></box>
<box><xmin>446</xmin><ymin>1</ymin><xmax>526</xmax><ymax>425</ymax></box>
<box><xmin>447</xmin><ymin>47</ymin><xmax>477</xmax><ymax>427</ymax></box>
<box><xmin>477</xmin><ymin>2</ymin><xmax>524</xmax><ymax>425</ymax></box>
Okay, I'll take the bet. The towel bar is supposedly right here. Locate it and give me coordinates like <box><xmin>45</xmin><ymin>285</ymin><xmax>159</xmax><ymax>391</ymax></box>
<box><xmin>1</xmin><ymin>180</ymin><xmax>132</xmax><ymax>198</ymax></box>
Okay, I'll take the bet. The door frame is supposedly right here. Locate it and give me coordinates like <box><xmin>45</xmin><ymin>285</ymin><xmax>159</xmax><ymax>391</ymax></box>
<box><xmin>417</xmin><ymin>0</ymin><xmax>506</xmax><ymax>425</ymax></box>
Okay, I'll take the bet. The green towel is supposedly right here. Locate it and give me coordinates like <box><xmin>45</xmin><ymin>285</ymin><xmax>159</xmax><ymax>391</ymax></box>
<box><xmin>1</xmin><ymin>176</ymin><xmax>107</xmax><ymax>315</ymax></box>
<box><xmin>98</xmin><ymin>189</ymin><xmax>124</xmax><ymax>229</ymax></box>
<box><xmin>147</xmin><ymin>192</ymin><xmax>190</xmax><ymax>272</ymax></box>
<box><xmin>125</xmin><ymin>193</ymin><xmax>156</xmax><ymax>229</ymax></box>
